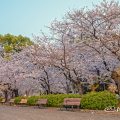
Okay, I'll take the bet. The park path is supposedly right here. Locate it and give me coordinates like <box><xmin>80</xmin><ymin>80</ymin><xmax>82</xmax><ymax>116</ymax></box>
<box><xmin>0</xmin><ymin>106</ymin><xmax>120</xmax><ymax>120</ymax></box>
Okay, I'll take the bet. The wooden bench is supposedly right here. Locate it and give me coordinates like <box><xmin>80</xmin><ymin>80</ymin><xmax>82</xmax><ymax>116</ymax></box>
<box><xmin>9</xmin><ymin>99</ymin><xmax>15</xmax><ymax>105</ymax></box>
<box><xmin>19</xmin><ymin>99</ymin><xmax>27</xmax><ymax>106</ymax></box>
<box><xmin>36</xmin><ymin>99</ymin><xmax>48</xmax><ymax>108</ymax></box>
<box><xmin>0</xmin><ymin>99</ymin><xmax>6</xmax><ymax>104</ymax></box>
<box><xmin>61</xmin><ymin>98</ymin><xmax>81</xmax><ymax>110</ymax></box>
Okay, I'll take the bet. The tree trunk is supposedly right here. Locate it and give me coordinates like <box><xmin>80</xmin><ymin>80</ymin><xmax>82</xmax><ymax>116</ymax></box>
<box><xmin>77</xmin><ymin>83</ymin><xmax>83</xmax><ymax>95</ymax></box>
<box><xmin>4</xmin><ymin>90</ymin><xmax>8</xmax><ymax>102</ymax></box>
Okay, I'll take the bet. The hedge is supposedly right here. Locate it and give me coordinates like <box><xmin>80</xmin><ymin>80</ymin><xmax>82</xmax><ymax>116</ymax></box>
<box><xmin>0</xmin><ymin>97</ymin><xmax>3</xmax><ymax>102</ymax></box>
<box><xmin>14</xmin><ymin>91</ymin><xmax>118</xmax><ymax>109</ymax></box>
<box><xmin>15</xmin><ymin>94</ymin><xmax>81</xmax><ymax>107</ymax></box>
<box><xmin>81</xmin><ymin>91</ymin><xmax>118</xmax><ymax>110</ymax></box>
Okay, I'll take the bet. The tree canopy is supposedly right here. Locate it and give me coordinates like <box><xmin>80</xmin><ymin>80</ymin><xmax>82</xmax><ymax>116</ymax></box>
<box><xmin>0</xmin><ymin>34</ymin><xmax>33</xmax><ymax>54</ymax></box>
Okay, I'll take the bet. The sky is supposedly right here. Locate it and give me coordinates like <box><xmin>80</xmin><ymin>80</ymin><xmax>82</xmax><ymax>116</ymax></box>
<box><xmin>0</xmin><ymin>0</ymin><xmax>119</xmax><ymax>38</ymax></box>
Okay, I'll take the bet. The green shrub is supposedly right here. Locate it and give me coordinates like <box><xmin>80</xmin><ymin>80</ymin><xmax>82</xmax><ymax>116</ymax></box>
<box><xmin>81</xmin><ymin>91</ymin><xmax>118</xmax><ymax>110</ymax></box>
<box><xmin>27</xmin><ymin>96</ymin><xmax>40</xmax><ymax>106</ymax></box>
<box><xmin>14</xmin><ymin>96</ymin><xmax>28</xmax><ymax>104</ymax></box>
<box><xmin>0</xmin><ymin>97</ymin><xmax>3</xmax><ymax>102</ymax></box>
<box><xmin>27</xmin><ymin>94</ymin><xmax>81</xmax><ymax>107</ymax></box>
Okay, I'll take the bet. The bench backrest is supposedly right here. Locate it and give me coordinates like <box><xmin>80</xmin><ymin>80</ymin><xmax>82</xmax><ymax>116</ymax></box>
<box><xmin>20</xmin><ymin>99</ymin><xmax>27</xmax><ymax>104</ymax></box>
<box><xmin>9</xmin><ymin>99</ymin><xmax>15</xmax><ymax>103</ymax></box>
<box><xmin>37</xmin><ymin>99</ymin><xmax>47</xmax><ymax>105</ymax></box>
<box><xmin>63</xmin><ymin>98</ymin><xmax>81</xmax><ymax>106</ymax></box>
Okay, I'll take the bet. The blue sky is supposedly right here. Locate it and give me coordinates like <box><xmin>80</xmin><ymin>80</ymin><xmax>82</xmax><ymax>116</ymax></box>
<box><xmin>0</xmin><ymin>0</ymin><xmax>118</xmax><ymax>38</ymax></box>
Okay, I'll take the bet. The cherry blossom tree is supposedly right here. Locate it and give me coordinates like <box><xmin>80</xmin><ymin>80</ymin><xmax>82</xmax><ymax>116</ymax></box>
<box><xmin>1</xmin><ymin>0</ymin><xmax>120</xmax><ymax>96</ymax></box>
<box><xmin>33</xmin><ymin>0</ymin><xmax>120</xmax><ymax>94</ymax></box>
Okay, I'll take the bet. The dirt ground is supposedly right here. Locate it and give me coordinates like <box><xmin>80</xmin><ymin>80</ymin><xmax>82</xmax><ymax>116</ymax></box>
<box><xmin>0</xmin><ymin>105</ymin><xmax>120</xmax><ymax>120</ymax></box>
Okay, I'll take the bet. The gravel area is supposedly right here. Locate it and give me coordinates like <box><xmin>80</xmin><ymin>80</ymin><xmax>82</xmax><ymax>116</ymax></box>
<box><xmin>0</xmin><ymin>105</ymin><xmax>120</xmax><ymax>120</ymax></box>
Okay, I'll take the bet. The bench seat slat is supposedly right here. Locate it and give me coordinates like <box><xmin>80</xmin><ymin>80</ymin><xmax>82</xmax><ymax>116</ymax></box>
<box><xmin>62</xmin><ymin>98</ymin><xmax>81</xmax><ymax>109</ymax></box>
<box><xmin>20</xmin><ymin>99</ymin><xmax>27</xmax><ymax>104</ymax></box>
<box><xmin>36</xmin><ymin>99</ymin><xmax>47</xmax><ymax>105</ymax></box>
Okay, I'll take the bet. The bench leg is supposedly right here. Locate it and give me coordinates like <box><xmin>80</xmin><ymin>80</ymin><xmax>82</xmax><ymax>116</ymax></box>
<box><xmin>38</xmin><ymin>104</ymin><xmax>41</xmax><ymax>108</ymax></box>
<box><xmin>38</xmin><ymin>104</ymin><xmax>46</xmax><ymax>109</ymax></box>
<box><xmin>71</xmin><ymin>106</ymin><xmax>74</xmax><ymax>111</ymax></box>
<box><xmin>60</xmin><ymin>105</ymin><xmax>64</xmax><ymax>111</ymax></box>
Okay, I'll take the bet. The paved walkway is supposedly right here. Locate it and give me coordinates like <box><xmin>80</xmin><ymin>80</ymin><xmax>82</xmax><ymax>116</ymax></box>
<box><xmin>0</xmin><ymin>106</ymin><xmax>120</xmax><ymax>120</ymax></box>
